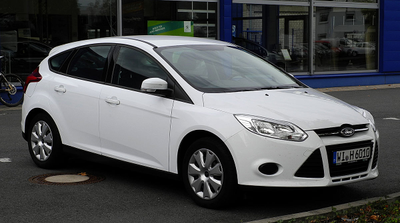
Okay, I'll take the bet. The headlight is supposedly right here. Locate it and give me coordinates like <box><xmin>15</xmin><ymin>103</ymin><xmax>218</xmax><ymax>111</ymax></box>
<box><xmin>353</xmin><ymin>106</ymin><xmax>376</xmax><ymax>132</ymax></box>
<box><xmin>235</xmin><ymin>115</ymin><xmax>308</xmax><ymax>141</ymax></box>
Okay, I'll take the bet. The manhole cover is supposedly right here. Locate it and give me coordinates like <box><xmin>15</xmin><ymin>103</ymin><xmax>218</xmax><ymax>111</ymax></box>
<box><xmin>29</xmin><ymin>172</ymin><xmax>105</xmax><ymax>185</ymax></box>
<box><xmin>45</xmin><ymin>174</ymin><xmax>90</xmax><ymax>183</ymax></box>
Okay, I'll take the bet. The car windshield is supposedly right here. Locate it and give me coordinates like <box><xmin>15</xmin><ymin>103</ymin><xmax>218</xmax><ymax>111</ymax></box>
<box><xmin>156</xmin><ymin>45</ymin><xmax>303</xmax><ymax>93</ymax></box>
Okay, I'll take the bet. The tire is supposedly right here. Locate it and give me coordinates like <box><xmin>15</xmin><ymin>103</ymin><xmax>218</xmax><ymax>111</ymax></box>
<box><xmin>182</xmin><ymin>137</ymin><xmax>237</xmax><ymax>209</ymax></box>
<box><xmin>0</xmin><ymin>73</ymin><xmax>24</xmax><ymax>107</ymax></box>
<box><xmin>27</xmin><ymin>113</ymin><xmax>64</xmax><ymax>169</ymax></box>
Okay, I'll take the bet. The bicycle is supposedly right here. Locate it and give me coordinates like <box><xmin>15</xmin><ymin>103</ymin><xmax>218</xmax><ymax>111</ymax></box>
<box><xmin>0</xmin><ymin>56</ymin><xmax>25</xmax><ymax>107</ymax></box>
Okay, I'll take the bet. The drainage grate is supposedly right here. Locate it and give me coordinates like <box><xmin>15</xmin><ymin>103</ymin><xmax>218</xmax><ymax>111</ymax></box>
<box><xmin>29</xmin><ymin>172</ymin><xmax>105</xmax><ymax>186</ymax></box>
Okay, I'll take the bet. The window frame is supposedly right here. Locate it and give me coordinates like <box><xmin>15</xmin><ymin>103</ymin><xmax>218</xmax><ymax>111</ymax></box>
<box><xmin>65</xmin><ymin>45</ymin><xmax>114</xmax><ymax>82</ymax></box>
<box><xmin>48</xmin><ymin>44</ymin><xmax>115</xmax><ymax>83</ymax></box>
<box><xmin>108</xmin><ymin>44</ymin><xmax>193</xmax><ymax>103</ymax></box>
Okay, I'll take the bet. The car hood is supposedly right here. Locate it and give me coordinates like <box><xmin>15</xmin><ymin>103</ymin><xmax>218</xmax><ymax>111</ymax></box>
<box><xmin>202</xmin><ymin>88</ymin><xmax>368</xmax><ymax>131</ymax></box>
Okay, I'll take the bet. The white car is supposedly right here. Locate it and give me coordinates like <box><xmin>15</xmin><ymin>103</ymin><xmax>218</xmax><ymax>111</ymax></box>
<box><xmin>21</xmin><ymin>35</ymin><xmax>379</xmax><ymax>208</ymax></box>
<box><xmin>353</xmin><ymin>42</ymin><xmax>376</xmax><ymax>56</ymax></box>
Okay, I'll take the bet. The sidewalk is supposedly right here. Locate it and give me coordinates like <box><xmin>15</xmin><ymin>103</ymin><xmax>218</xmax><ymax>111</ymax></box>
<box><xmin>248</xmin><ymin>192</ymin><xmax>400</xmax><ymax>223</ymax></box>
<box><xmin>318</xmin><ymin>83</ymin><xmax>400</xmax><ymax>92</ymax></box>
<box><xmin>0</xmin><ymin>105</ymin><xmax>22</xmax><ymax>111</ymax></box>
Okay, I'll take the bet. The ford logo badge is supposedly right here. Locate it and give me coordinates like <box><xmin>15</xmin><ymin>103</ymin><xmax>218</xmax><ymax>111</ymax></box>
<box><xmin>340</xmin><ymin>127</ymin><xmax>355</xmax><ymax>137</ymax></box>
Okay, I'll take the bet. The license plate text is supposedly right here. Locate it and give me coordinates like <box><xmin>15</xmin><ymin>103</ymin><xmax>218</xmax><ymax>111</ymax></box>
<box><xmin>333</xmin><ymin>147</ymin><xmax>371</xmax><ymax>164</ymax></box>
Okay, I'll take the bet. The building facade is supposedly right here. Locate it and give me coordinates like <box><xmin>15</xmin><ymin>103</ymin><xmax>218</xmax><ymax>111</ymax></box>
<box><xmin>0</xmin><ymin>0</ymin><xmax>398</xmax><ymax>88</ymax></box>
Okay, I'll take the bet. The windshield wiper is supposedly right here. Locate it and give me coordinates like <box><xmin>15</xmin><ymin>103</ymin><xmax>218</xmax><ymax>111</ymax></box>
<box><xmin>219</xmin><ymin>85</ymin><xmax>304</xmax><ymax>93</ymax></box>
<box><xmin>261</xmin><ymin>85</ymin><xmax>303</xmax><ymax>90</ymax></box>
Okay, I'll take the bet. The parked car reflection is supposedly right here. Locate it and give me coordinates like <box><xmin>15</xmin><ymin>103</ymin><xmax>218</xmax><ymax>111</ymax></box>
<box><xmin>314</xmin><ymin>42</ymin><xmax>332</xmax><ymax>67</ymax></box>
<box><xmin>1</xmin><ymin>39</ymin><xmax>52</xmax><ymax>79</ymax></box>
<box><xmin>232</xmin><ymin>37</ymin><xmax>285</xmax><ymax>69</ymax></box>
<box><xmin>352</xmin><ymin>42</ymin><xmax>376</xmax><ymax>56</ymax></box>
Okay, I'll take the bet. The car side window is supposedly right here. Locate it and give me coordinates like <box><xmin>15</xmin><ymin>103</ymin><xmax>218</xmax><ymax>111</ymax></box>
<box><xmin>49</xmin><ymin>51</ymin><xmax>72</xmax><ymax>72</ymax></box>
<box><xmin>67</xmin><ymin>45</ymin><xmax>111</xmax><ymax>81</ymax></box>
<box><xmin>112</xmin><ymin>47</ymin><xmax>168</xmax><ymax>90</ymax></box>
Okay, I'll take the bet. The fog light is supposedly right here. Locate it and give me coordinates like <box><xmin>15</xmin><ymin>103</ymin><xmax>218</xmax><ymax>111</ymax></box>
<box><xmin>258</xmin><ymin>163</ymin><xmax>279</xmax><ymax>175</ymax></box>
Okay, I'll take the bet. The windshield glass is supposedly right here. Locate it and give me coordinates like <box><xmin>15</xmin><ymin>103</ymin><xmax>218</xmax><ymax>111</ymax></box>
<box><xmin>156</xmin><ymin>45</ymin><xmax>303</xmax><ymax>93</ymax></box>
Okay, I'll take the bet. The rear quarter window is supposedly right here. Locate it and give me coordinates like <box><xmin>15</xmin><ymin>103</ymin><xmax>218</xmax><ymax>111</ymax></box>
<box><xmin>49</xmin><ymin>51</ymin><xmax>72</xmax><ymax>72</ymax></box>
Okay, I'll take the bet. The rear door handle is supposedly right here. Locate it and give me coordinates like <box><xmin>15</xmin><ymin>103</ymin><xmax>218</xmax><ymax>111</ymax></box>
<box><xmin>105</xmin><ymin>96</ymin><xmax>120</xmax><ymax>105</ymax></box>
<box><xmin>54</xmin><ymin>85</ymin><xmax>66</xmax><ymax>93</ymax></box>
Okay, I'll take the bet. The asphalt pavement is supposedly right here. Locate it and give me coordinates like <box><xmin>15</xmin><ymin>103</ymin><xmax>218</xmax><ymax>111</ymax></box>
<box><xmin>1</xmin><ymin>84</ymin><xmax>400</xmax><ymax>223</ymax></box>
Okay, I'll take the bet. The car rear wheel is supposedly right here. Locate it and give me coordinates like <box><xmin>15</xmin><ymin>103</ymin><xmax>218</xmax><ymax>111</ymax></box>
<box><xmin>182</xmin><ymin>137</ymin><xmax>237</xmax><ymax>209</ymax></box>
<box><xmin>28</xmin><ymin>113</ymin><xmax>64</xmax><ymax>169</ymax></box>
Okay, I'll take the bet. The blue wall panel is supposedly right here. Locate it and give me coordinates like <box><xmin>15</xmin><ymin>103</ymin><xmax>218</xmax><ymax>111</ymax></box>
<box><xmin>232</xmin><ymin>4</ymin><xmax>243</xmax><ymax>37</ymax></box>
<box><xmin>219</xmin><ymin>0</ymin><xmax>232</xmax><ymax>43</ymax></box>
<box><xmin>383</xmin><ymin>21</ymin><xmax>400</xmax><ymax>31</ymax></box>
<box><xmin>382</xmin><ymin>32</ymin><xmax>400</xmax><ymax>41</ymax></box>
<box><xmin>381</xmin><ymin>0</ymin><xmax>400</xmax><ymax>72</ymax></box>
<box><xmin>384</xmin><ymin>11</ymin><xmax>400</xmax><ymax>21</ymax></box>
<box><xmin>297</xmin><ymin>73</ymin><xmax>400</xmax><ymax>88</ymax></box>
<box><xmin>384</xmin><ymin>1</ymin><xmax>400</xmax><ymax>11</ymax></box>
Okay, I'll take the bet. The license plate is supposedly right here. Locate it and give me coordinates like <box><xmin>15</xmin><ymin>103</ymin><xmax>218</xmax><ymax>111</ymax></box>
<box><xmin>333</xmin><ymin>147</ymin><xmax>371</xmax><ymax>164</ymax></box>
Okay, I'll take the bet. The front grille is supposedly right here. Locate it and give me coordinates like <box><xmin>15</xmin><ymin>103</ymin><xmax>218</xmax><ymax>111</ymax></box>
<box><xmin>326</xmin><ymin>140</ymin><xmax>373</xmax><ymax>177</ymax></box>
<box><xmin>295</xmin><ymin>149</ymin><xmax>324</xmax><ymax>178</ymax></box>
<box><xmin>315</xmin><ymin>124</ymin><xmax>369</xmax><ymax>137</ymax></box>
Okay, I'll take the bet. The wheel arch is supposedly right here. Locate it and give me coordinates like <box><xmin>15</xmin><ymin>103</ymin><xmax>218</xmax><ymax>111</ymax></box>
<box><xmin>177</xmin><ymin>130</ymin><xmax>237</xmax><ymax>180</ymax></box>
<box><xmin>23</xmin><ymin>108</ymin><xmax>57</xmax><ymax>141</ymax></box>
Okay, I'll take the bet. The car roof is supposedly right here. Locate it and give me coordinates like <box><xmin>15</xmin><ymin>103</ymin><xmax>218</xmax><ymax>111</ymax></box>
<box><xmin>49</xmin><ymin>35</ymin><xmax>233</xmax><ymax>56</ymax></box>
<box><xmin>124</xmin><ymin>35</ymin><xmax>232</xmax><ymax>47</ymax></box>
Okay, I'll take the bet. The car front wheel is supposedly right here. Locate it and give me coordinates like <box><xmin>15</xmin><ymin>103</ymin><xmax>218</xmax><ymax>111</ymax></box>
<box><xmin>182</xmin><ymin>137</ymin><xmax>237</xmax><ymax>209</ymax></box>
<box><xmin>28</xmin><ymin>113</ymin><xmax>63</xmax><ymax>169</ymax></box>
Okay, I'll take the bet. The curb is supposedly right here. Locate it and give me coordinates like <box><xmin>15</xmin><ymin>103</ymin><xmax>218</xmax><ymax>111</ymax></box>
<box><xmin>247</xmin><ymin>192</ymin><xmax>400</xmax><ymax>223</ymax></box>
<box><xmin>318</xmin><ymin>83</ymin><xmax>400</xmax><ymax>92</ymax></box>
<box><xmin>0</xmin><ymin>105</ymin><xmax>22</xmax><ymax>111</ymax></box>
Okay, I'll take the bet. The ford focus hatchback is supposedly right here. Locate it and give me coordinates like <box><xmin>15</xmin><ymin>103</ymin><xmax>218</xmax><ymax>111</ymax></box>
<box><xmin>21</xmin><ymin>36</ymin><xmax>379</xmax><ymax>208</ymax></box>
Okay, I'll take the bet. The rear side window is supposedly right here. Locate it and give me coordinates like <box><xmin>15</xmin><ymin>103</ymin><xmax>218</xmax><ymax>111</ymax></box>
<box><xmin>49</xmin><ymin>51</ymin><xmax>71</xmax><ymax>71</ymax></box>
<box><xmin>67</xmin><ymin>45</ymin><xmax>112</xmax><ymax>81</ymax></box>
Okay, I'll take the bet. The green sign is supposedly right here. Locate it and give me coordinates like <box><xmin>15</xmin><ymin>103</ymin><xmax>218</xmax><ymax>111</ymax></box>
<box><xmin>147</xmin><ymin>21</ymin><xmax>194</xmax><ymax>36</ymax></box>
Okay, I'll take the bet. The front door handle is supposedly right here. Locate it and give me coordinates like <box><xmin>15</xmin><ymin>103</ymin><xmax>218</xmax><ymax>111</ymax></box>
<box><xmin>105</xmin><ymin>96</ymin><xmax>120</xmax><ymax>105</ymax></box>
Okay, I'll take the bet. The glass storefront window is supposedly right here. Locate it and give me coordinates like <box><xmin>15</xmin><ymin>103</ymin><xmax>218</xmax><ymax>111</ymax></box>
<box><xmin>318</xmin><ymin>0</ymin><xmax>377</xmax><ymax>2</ymax></box>
<box><xmin>122</xmin><ymin>1</ymin><xmax>217</xmax><ymax>39</ymax></box>
<box><xmin>0</xmin><ymin>0</ymin><xmax>117</xmax><ymax>78</ymax></box>
<box><xmin>257</xmin><ymin>0</ymin><xmax>308</xmax><ymax>2</ymax></box>
<box><xmin>314</xmin><ymin>7</ymin><xmax>378</xmax><ymax>72</ymax></box>
<box><xmin>279</xmin><ymin>6</ymin><xmax>309</xmax><ymax>73</ymax></box>
<box><xmin>233</xmin><ymin>2</ymin><xmax>378</xmax><ymax>74</ymax></box>
<box><xmin>177</xmin><ymin>2</ymin><xmax>217</xmax><ymax>38</ymax></box>
<box><xmin>233</xmin><ymin>4</ymin><xmax>309</xmax><ymax>73</ymax></box>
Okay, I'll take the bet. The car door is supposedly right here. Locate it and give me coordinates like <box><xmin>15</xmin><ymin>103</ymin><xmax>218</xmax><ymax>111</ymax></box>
<box><xmin>99</xmin><ymin>46</ymin><xmax>174</xmax><ymax>171</ymax></box>
<box><xmin>50</xmin><ymin>45</ymin><xmax>113</xmax><ymax>154</ymax></box>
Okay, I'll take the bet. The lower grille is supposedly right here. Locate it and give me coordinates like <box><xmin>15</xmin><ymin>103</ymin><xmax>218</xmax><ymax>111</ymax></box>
<box><xmin>332</xmin><ymin>174</ymin><xmax>368</xmax><ymax>183</ymax></box>
<box><xmin>372</xmin><ymin>143</ymin><xmax>379</xmax><ymax>169</ymax></box>
<box><xmin>295</xmin><ymin>149</ymin><xmax>324</xmax><ymax>178</ymax></box>
<box><xmin>326</xmin><ymin>141</ymin><xmax>373</xmax><ymax>177</ymax></box>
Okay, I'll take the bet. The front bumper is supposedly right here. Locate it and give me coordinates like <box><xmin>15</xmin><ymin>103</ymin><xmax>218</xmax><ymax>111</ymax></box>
<box><xmin>226</xmin><ymin>126</ymin><xmax>379</xmax><ymax>187</ymax></box>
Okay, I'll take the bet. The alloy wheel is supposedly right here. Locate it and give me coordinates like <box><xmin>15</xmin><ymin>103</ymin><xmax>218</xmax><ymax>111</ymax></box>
<box><xmin>187</xmin><ymin>148</ymin><xmax>224</xmax><ymax>200</ymax></box>
<box><xmin>31</xmin><ymin>120</ymin><xmax>53</xmax><ymax>161</ymax></box>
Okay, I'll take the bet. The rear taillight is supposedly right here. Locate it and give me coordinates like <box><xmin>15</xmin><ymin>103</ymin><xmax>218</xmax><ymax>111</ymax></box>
<box><xmin>23</xmin><ymin>67</ymin><xmax>42</xmax><ymax>93</ymax></box>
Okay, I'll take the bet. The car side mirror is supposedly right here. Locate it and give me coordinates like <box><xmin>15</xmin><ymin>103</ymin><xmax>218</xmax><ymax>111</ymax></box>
<box><xmin>141</xmin><ymin>78</ymin><xmax>172</xmax><ymax>96</ymax></box>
